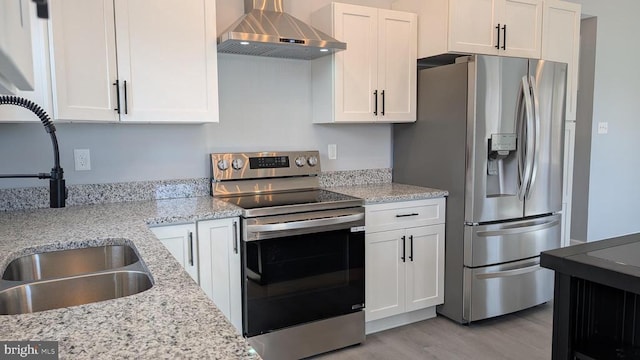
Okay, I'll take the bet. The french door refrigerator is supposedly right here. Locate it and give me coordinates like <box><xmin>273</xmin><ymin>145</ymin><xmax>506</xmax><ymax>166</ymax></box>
<box><xmin>393</xmin><ymin>55</ymin><xmax>566</xmax><ymax>323</ymax></box>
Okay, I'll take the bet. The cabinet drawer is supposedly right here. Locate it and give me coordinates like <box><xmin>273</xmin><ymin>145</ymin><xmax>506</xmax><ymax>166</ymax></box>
<box><xmin>366</xmin><ymin>198</ymin><xmax>445</xmax><ymax>232</ymax></box>
<box><xmin>464</xmin><ymin>258</ymin><xmax>554</xmax><ymax>322</ymax></box>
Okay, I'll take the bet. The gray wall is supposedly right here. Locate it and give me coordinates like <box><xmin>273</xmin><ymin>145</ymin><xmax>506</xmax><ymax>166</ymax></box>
<box><xmin>0</xmin><ymin>0</ymin><xmax>393</xmax><ymax>189</ymax></box>
<box><xmin>570</xmin><ymin>0</ymin><xmax>640</xmax><ymax>241</ymax></box>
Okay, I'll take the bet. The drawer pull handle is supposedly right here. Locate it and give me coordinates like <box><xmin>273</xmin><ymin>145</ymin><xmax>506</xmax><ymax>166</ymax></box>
<box><xmin>396</xmin><ymin>213</ymin><xmax>419</xmax><ymax>218</ymax></box>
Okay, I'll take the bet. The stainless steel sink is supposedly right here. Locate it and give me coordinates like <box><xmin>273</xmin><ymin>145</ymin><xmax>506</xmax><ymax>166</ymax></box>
<box><xmin>2</xmin><ymin>245</ymin><xmax>140</xmax><ymax>281</ymax></box>
<box><xmin>0</xmin><ymin>270</ymin><xmax>153</xmax><ymax>315</ymax></box>
<box><xmin>0</xmin><ymin>244</ymin><xmax>154</xmax><ymax>315</ymax></box>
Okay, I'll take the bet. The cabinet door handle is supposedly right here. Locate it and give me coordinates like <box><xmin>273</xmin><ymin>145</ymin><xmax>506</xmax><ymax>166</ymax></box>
<box><xmin>373</xmin><ymin>90</ymin><xmax>378</xmax><ymax>116</ymax></box>
<box><xmin>495</xmin><ymin>23</ymin><xmax>501</xmax><ymax>49</ymax></box>
<box><xmin>113</xmin><ymin>80</ymin><xmax>121</xmax><ymax>113</ymax></box>
<box><xmin>188</xmin><ymin>231</ymin><xmax>194</xmax><ymax>266</ymax></box>
<box><xmin>409</xmin><ymin>235</ymin><xmax>414</xmax><ymax>261</ymax></box>
<box><xmin>502</xmin><ymin>24</ymin><xmax>507</xmax><ymax>50</ymax></box>
<box><xmin>396</xmin><ymin>213</ymin><xmax>419</xmax><ymax>218</ymax></box>
<box><xmin>233</xmin><ymin>220</ymin><xmax>238</xmax><ymax>254</ymax></box>
<box><xmin>381</xmin><ymin>90</ymin><xmax>386</xmax><ymax>116</ymax></box>
<box><xmin>401</xmin><ymin>235</ymin><xmax>406</xmax><ymax>262</ymax></box>
<box><xmin>123</xmin><ymin>80</ymin><xmax>129</xmax><ymax>115</ymax></box>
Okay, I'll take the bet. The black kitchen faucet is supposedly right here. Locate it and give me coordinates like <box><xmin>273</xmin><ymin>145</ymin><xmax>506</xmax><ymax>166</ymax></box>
<box><xmin>0</xmin><ymin>96</ymin><xmax>66</xmax><ymax>208</ymax></box>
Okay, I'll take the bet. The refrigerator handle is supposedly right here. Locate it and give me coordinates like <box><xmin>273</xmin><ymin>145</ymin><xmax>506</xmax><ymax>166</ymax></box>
<box><xmin>476</xmin><ymin>218</ymin><xmax>560</xmax><ymax>237</ymax></box>
<box><xmin>516</xmin><ymin>78</ymin><xmax>525</xmax><ymax>198</ymax></box>
<box><xmin>476</xmin><ymin>264</ymin><xmax>541</xmax><ymax>280</ymax></box>
<box><xmin>526</xmin><ymin>75</ymin><xmax>542</xmax><ymax>200</ymax></box>
<box><xmin>517</xmin><ymin>76</ymin><xmax>535</xmax><ymax>201</ymax></box>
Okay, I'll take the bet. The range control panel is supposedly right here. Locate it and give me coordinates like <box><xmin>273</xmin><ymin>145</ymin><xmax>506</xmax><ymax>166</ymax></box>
<box><xmin>211</xmin><ymin>151</ymin><xmax>321</xmax><ymax>182</ymax></box>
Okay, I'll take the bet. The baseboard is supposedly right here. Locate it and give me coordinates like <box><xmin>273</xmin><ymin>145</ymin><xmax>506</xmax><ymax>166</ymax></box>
<box><xmin>365</xmin><ymin>306</ymin><xmax>437</xmax><ymax>334</ymax></box>
<box><xmin>570</xmin><ymin>239</ymin><xmax>585</xmax><ymax>246</ymax></box>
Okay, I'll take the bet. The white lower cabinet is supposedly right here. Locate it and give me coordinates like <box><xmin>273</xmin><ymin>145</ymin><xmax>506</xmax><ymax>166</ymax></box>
<box><xmin>150</xmin><ymin>217</ymin><xmax>241</xmax><ymax>333</ymax></box>
<box><xmin>149</xmin><ymin>223</ymin><xmax>199</xmax><ymax>284</ymax></box>
<box><xmin>365</xmin><ymin>198</ymin><xmax>446</xmax><ymax>332</ymax></box>
<box><xmin>197</xmin><ymin>218</ymin><xmax>242</xmax><ymax>332</ymax></box>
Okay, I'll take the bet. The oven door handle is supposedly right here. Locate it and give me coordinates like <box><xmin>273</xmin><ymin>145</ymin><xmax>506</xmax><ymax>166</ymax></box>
<box><xmin>246</xmin><ymin>213</ymin><xmax>365</xmax><ymax>233</ymax></box>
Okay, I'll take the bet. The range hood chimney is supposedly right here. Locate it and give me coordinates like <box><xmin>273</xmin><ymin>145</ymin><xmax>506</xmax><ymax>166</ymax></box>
<box><xmin>217</xmin><ymin>0</ymin><xmax>346</xmax><ymax>60</ymax></box>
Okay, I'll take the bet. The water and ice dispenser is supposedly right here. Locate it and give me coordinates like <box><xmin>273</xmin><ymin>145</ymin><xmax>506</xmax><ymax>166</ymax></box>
<box><xmin>486</xmin><ymin>133</ymin><xmax>518</xmax><ymax>197</ymax></box>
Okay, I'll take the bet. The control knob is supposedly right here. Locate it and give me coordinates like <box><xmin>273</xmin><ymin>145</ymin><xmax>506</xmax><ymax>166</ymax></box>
<box><xmin>232</xmin><ymin>158</ymin><xmax>244</xmax><ymax>170</ymax></box>
<box><xmin>307</xmin><ymin>156</ymin><xmax>318</xmax><ymax>167</ymax></box>
<box><xmin>295</xmin><ymin>156</ymin><xmax>307</xmax><ymax>167</ymax></box>
<box><xmin>217</xmin><ymin>159</ymin><xmax>229</xmax><ymax>171</ymax></box>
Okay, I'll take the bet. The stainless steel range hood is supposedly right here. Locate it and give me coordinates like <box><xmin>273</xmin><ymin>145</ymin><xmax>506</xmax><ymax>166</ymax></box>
<box><xmin>217</xmin><ymin>0</ymin><xmax>346</xmax><ymax>60</ymax></box>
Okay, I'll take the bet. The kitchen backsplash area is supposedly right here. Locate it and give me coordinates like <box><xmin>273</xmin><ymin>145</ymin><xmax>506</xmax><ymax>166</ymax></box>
<box><xmin>0</xmin><ymin>168</ymin><xmax>392</xmax><ymax>211</ymax></box>
<box><xmin>318</xmin><ymin>168</ymin><xmax>391</xmax><ymax>187</ymax></box>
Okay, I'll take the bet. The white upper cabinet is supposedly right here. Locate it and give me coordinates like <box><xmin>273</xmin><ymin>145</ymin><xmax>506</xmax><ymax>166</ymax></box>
<box><xmin>48</xmin><ymin>0</ymin><xmax>119</xmax><ymax>122</ymax></box>
<box><xmin>447</xmin><ymin>0</ymin><xmax>497</xmax><ymax>56</ymax></box>
<box><xmin>542</xmin><ymin>0</ymin><xmax>581</xmax><ymax>121</ymax></box>
<box><xmin>48</xmin><ymin>0</ymin><xmax>219</xmax><ymax>123</ymax></box>
<box><xmin>0</xmin><ymin>0</ymin><xmax>52</xmax><ymax>122</ymax></box>
<box><xmin>0</xmin><ymin>0</ymin><xmax>34</xmax><ymax>94</ymax></box>
<box><xmin>378</xmin><ymin>10</ymin><xmax>418</xmax><ymax>122</ymax></box>
<box><xmin>393</xmin><ymin>0</ymin><xmax>542</xmax><ymax>59</ymax></box>
<box><xmin>494</xmin><ymin>0</ymin><xmax>543</xmax><ymax>58</ymax></box>
<box><xmin>311</xmin><ymin>3</ymin><xmax>417</xmax><ymax>123</ymax></box>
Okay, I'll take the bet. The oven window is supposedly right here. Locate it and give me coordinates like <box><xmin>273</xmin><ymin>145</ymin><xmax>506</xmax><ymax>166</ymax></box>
<box><xmin>243</xmin><ymin>228</ymin><xmax>365</xmax><ymax>337</ymax></box>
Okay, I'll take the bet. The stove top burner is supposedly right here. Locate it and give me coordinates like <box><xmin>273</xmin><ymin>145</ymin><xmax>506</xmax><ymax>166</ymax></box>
<box><xmin>217</xmin><ymin>189</ymin><xmax>363</xmax><ymax>218</ymax></box>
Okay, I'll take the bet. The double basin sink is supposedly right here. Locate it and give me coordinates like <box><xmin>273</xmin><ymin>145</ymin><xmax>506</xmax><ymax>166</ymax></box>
<box><xmin>0</xmin><ymin>244</ymin><xmax>153</xmax><ymax>315</ymax></box>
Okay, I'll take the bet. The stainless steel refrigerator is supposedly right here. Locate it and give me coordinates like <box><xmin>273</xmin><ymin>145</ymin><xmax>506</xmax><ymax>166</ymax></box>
<box><xmin>393</xmin><ymin>55</ymin><xmax>566</xmax><ymax>323</ymax></box>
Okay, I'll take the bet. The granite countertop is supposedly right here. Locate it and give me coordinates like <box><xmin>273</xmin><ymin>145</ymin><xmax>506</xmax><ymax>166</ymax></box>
<box><xmin>327</xmin><ymin>182</ymin><xmax>448</xmax><ymax>204</ymax></box>
<box><xmin>0</xmin><ymin>197</ymin><xmax>255</xmax><ymax>360</ymax></box>
<box><xmin>0</xmin><ymin>181</ymin><xmax>445</xmax><ymax>359</ymax></box>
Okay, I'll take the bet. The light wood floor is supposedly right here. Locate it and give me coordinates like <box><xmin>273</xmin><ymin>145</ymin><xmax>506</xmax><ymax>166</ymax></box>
<box><xmin>313</xmin><ymin>303</ymin><xmax>553</xmax><ymax>360</ymax></box>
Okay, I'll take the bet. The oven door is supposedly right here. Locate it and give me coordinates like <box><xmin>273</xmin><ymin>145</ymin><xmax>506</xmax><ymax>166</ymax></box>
<box><xmin>242</xmin><ymin>207</ymin><xmax>365</xmax><ymax>337</ymax></box>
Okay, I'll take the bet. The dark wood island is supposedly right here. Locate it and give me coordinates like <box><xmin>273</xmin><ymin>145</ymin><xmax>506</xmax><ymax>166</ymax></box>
<box><xmin>541</xmin><ymin>234</ymin><xmax>640</xmax><ymax>360</ymax></box>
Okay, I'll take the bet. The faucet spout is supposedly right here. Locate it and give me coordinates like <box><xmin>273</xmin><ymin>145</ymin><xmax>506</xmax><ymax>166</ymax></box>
<box><xmin>0</xmin><ymin>95</ymin><xmax>67</xmax><ymax>208</ymax></box>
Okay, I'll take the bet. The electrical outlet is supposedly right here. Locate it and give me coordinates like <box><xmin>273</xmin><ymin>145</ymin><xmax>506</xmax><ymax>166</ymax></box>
<box><xmin>597</xmin><ymin>122</ymin><xmax>608</xmax><ymax>134</ymax></box>
<box><xmin>74</xmin><ymin>149</ymin><xmax>91</xmax><ymax>171</ymax></box>
<box><xmin>328</xmin><ymin>144</ymin><xmax>337</xmax><ymax>160</ymax></box>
